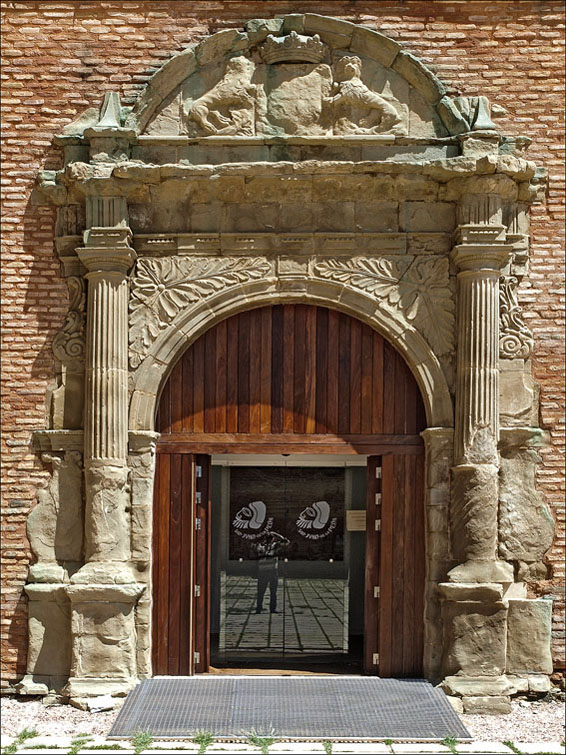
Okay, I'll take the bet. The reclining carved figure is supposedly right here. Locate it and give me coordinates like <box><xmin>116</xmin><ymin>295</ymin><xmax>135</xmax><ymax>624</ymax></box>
<box><xmin>186</xmin><ymin>56</ymin><xmax>257</xmax><ymax>136</ymax></box>
<box><xmin>327</xmin><ymin>55</ymin><xmax>404</xmax><ymax>135</ymax></box>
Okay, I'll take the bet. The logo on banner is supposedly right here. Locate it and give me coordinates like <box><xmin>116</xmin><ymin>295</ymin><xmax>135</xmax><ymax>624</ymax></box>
<box><xmin>296</xmin><ymin>500</ymin><xmax>337</xmax><ymax>540</ymax></box>
<box><xmin>232</xmin><ymin>500</ymin><xmax>273</xmax><ymax>540</ymax></box>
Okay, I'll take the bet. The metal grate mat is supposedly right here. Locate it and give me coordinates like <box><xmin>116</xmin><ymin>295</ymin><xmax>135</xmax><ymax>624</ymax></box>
<box><xmin>109</xmin><ymin>677</ymin><xmax>471</xmax><ymax>740</ymax></box>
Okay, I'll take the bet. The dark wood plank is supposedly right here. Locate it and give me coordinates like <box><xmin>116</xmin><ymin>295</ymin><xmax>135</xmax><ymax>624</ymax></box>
<box><xmin>391</xmin><ymin>454</ymin><xmax>406</xmax><ymax>676</ymax></box>
<box><xmin>151</xmin><ymin>451</ymin><xmax>161</xmax><ymax>673</ymax></box>
<box><xmin>315</xmin><ymin>307</ymin><xmax>328</xmax><ymax>433</ymax></box>
<box><xmin>379</xmin><ymin>454</ymin><xmax>395</xmax><ymax>678</ymax></box>
<box><xmin>294</xmin><ymin>304</ymin><xmax>306</xmax><ymax>434</ymax></box>
<box><xmin>304</xmin><ymin>305</ymin><xmax>317</xmax><ymax>433</ymax></box>
<box><xmin>413</xmin><ymin>453</ymin><xmax>426</xmax><ymax>675</ymax></box>
<box><xmin>204</xmin><ymin>328</ymin><xmax>217</xmax><ymax>433</ymax></box>
<box><xmin>181</xmin><ymin>346</ymin><xmax>194</xmax><ymax>433</ymax></box>
<box><xmin>260</xmin><ymin>307</ymin><xmax>272</xmax><ymax>434</ymax></box>
<box><xmin>226</xmin><ymin>315</ymin><xmax>239</xmax><ymax>433</ymax></box>
<box><xmin>214</xmin><ymin>319</ymin><xmax>227</xmax><ymax>433</ymax></box>
<box><xmin>157</xmin><ymin>374</ymin><xmax>171</xmax><ymax>434</ymax></box>
<box><xmin>238</xmin><ymin>310</ymin><xmax>250</xmax><ymax>433</ymax></box>
<box><xmin>170</xmin><ymin>361</ymin><xmax>183</xmax><ymax>433</ymax></box>
<box><xmin>193</xmin><ymin>454</ymin><xmax>211</xmax><ymax>673</ymax></box>
<box><xmin>168</xmin><ymin>454</ymin><xmax>182</xmax><ymax>674</ymax></box>
<box><xmin>327</xmin><ymin>309</ymin><xmax>339</xmax><ymax>433</ymax></box>
<box><xmin>338</xmin><ymin>314</ymin><xmax>351</xmax><ymax>434</ymax></box>
<box><xmin>371</xmin><ymin>332</ymin><xmax>383</xmax><ymax>434</ymax></box>
<box><xmin>249</xmin><ymin>309</ymin><xmax>262</xmax><ymax>433</ymax></box>
<box><xmin>349</xmin><ymin>318</ymin><xmax>362</xmax><ymax>434</ymax></box>
<box><xmin>382</xmin><ymin>341</ymin><xmax>396</xmax><ymax>434</ymax></box>
<box><xmin>364</xmin><ymin>455</ymin><xmax>381</xmax><ymax>673</ymax></box>
<box><xmin>401</xmin><ymin>454</ymin><xmax>416</xmax><ymax>676</ymax></box>
<box><xmin>394</xmin><ymin>355</ymin><xmax>407</xmax><ymax>435</ymax></box>
<box><xmin>271</xmin><ymin>305</ymin><xmax>284</xmax><ymax>433</ymax></box>
<box><xmin>361</xmin><ymin>326</ymin><xmax>373</xmax><ymax>435</ymax></box>
<box><xmin>283</xmin><ymin>304</ymin><xmax>295</xmax><ymax>433</ymax></box>
<box><xmin>156</xmin><ymin>453</ymin><xmax>170</xmax><ymax>674</ymax></box>
<box><xmin>192</xmin><ymin>335</ymin><xmax>205</xmax><ymax>433</ymax></box>
<box><xmin>179</xmin><ymin>453</ymin><xmax>193</xmax><ymax>674</ymax></box>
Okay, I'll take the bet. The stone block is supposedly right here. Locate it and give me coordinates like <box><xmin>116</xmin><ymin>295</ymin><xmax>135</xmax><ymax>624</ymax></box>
<box><xmin>245</xmin><ymin>176</ymin><xmax>312</xmax><ymax>203</ymax></box>
<box><xmin>500</xmin><ymin>365</ymin><xmax>538</xmax><ymax>425</ymax></box>
<box><xmin>399</xmin><ymin>201</ymin><xmax>455</xmax><ymax>233</ymax></box>
<box><xmin>350</xmin><ymin>26</ymin><xmax>401</xmax><ymax>68</ymax></box>
<box><xmin>442</xmin><ymin>674</ymin><xmax>512</xmax><ymax>696</ymax></box>
<box><xmin>312</xmin><ymin>202</ymin><xmax>355</xmax><ymax>232</ymax></box>
<box><xmin>277</xmin><ymin>203</ymin><xmax>313</xmax><ymax>232</ymax></box>
<box><xmin>222</xmin><ymin>203</ymin><xmax>278</xmax><ymax>233</ymax></box>
<box><xmin>394</xmin><ymin>175</ymin><xmax>439</xmax><ymax>202</ymax></box>
<box><xmin>436</xmin><ymin>96</ymin><xmax>469</xmax><ymax>136</ymax></box>
<box><xmin>392</xmin><ymin>52</ymin><xmax>446</xmax><ymax>104</ymax></box>
<box><xmin>191</xmin><ymin>203</ymin><xmax>221</xmax><ymax>233</ymax></box>
<box><xmin>442</xmin><ymin>600</ymin><xmax>507</xmax><ymax>677</ymax></box>
<box><xmin>445</xmin><ymin>694</ymin><xmax>463</xmax><ymax>713</ymax></box>
<box><xmin>195</xmin><ymin>29</ymin><xmax>248</xmax><ymax>67</ymax></box>
<box><xmin>507</xmin><ymin>599</ymin><xmax>553</xmax><ymax>674</ymax></box>
<box><xmin>24</xmin><ymin>585</ymin><xmax>71</xmax><ymax>680</ymax></box>
<box><xmin>245</xmin><ymin>18</ymin><xmax>284</xmax><ymax>44</ymax></box>
<box><xmin>355</xmin><ymin>202</ymin><xmax>398</xmax><ymax>232</ymax></box>
<box><xmin>303</xmin><ymin>14</ymin><xmax>354</xmax><ymax>49</ymax></box>
<box><xmin>528</xmin><ymin>674</ymin><xmax>551</xmax><ymax>693</ymax></box>
<box><xmin>462</xmin><ymin>695</ymin><xmax>512</xmax><ymax>714</ymax></box>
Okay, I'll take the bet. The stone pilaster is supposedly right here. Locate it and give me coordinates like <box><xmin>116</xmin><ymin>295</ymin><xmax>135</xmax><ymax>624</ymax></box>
<box><xmin>448</xmin><ymin>205</ymin><xmax>513</xmax><ymax>584</ymax></box>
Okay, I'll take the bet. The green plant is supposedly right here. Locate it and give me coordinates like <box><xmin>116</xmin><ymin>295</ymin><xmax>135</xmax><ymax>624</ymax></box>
<box><xmin>503</xmin><ymin>742</ymin><xmax>522</xmax><ymax>754</ymax></box>
<box><xmin>2</xmin><ymin>728</ymin><xmax>39</xmax><ymax>755</ymax></box>
<box><xmin>68</xmin><ymin>734</ymin><xmax>93</xmax><ymax>755</ymax></box>
<box><xmin>83</xmin><ymin>746</ymin><xmax>125</xmax><ymax>751</ymax></box>
<box><xmin>246</xmin><ymin>728</ymin><xmax>277</xmax><ymax>755</ymax></box>
<box><xmin>130</xmin><ymin>731</ymin><xmax>154</xmax><ymax>755</ymax></box>
<box><xmin>440</xmin><ymin>736</ymin><xmax>458</xmax><ymax>754</ymax></box>
<box><xmin>322</xmin><ymin>741</ymin><xmax>333</xmax><ymax>755</ymax></box>
<box><xmin>383</xmin><ymin>739</ymin><xmax>393</xmax><ymax>747</ymax></box>
<box><xmin>193</xmin><ymin>731</ymin><xmax>214</xmax><ymax>754</ymax></box>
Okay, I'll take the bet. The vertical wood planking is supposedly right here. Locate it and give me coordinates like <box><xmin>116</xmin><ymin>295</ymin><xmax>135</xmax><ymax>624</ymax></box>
<box><xmin>156</xmin><ymin>453</ymin><xmax>170</xmax><ymax>674</ymax></box>
<box><xmin>181</xmin><ymin>347</ymin><xmax>194</xmax><ymax>433</ymax></box>
<box><xmin>168</xmin><ymin>454</ymin><xmax>182</xmax><ymax>674</ymax></box>
<box><xmin>249</xmin><ymin>309</ymin><xmax>262</xmax><ymax>433</ymax></box>
<box><xmin>283</xmin><ymin>304</ymin><xmax>295</xmax><ymax>433</ymax></box>
<box><xmin>293</xmin><ymin>304</ymin><xmax>306</xmax><ymax>433</ymax></box>
<box><xmin>391</xmin><ymin>455</ymin><xmax>406</xmax><ymax>675</ymax></box>
<box><xmin>304</xmin><ymin>305</ymin><xmax>317</xmax><ymax>433</ymax></box>
<box><xmin>204</xmin><ymin>328</ymin><xmax>216</xmax><ymax>433</ymax></box>
<box><xmin>271</xmin><ymin>305</ymin><xmax>284</xmax><ymax>433</ymax></box>
<box><xmin>364</xmin><ymin>456</ymin><xmax>381</xmax><ymax>673</ymax></box>
<box><xmin>179</xmin><ymin>453</ymin><xmax>193</xmax><ymax>674</ymax></box>
<box><xmin>192</xmin><ymin>336</ymin><xmax>205</xmax><ymax>433</ymax></box>
<box><xmin>327</xmin><ymin>309</ymin><xmax>340</xmax><ymax>433</ymax></box>
<box><xmin>401</xmin><ymin>455</ymin><xmax>416</xmax><ymax>675</ymax></box>
<box><xmin>214</xmin><ymin>320</ymin><xmax>227</xmax><ymax>433</ymax></box>
<box><xmin>260</xmin><ymin>308</ymin><xmax>272</xmax><ymax>433</ymax></box>
<box><xmin>315</xmin><ymin>308</ymin><xmax>328</xmax><ymax>433</ymax></box>
<box><xmin>382</xmin><ymin>341</ymin><xmax>396</xmax><ymax>434</ymax></box>
<box><xmin>371</xmin><ymin>333</ymin><xmax>383</xmax><ymax>434</ymax></box>
<box><xmin>361</xmin><ymin>327</ymin><xmax>373</xmax><ymax>435</ymax></box>
<box><xmin>379</xmin><ymin>454</ymin><xmax>395</xmax><ymax>678</ymax></box>
<box><xmin>338</xmin><ymin>314</ymin><xmax>350</xmax><ymax>434</ymax></box>
<box><xmin>226</xmin><ymin>315</ymin><xmax>239</xmax><ymax>433</ymax></box>
<box><xmin>170</xmin><ymin>361</ymin><xmax>183</xmax><ymax>433</ymax></box>
<box><xmin>238</xmin><ymin>311</ymin><xmax>250</xmax><ymax>433</ymax></box>
<box><xmin>349</xmin><ymin>318</ymin><xmax>362</xmax><ymax>434</ymax></box>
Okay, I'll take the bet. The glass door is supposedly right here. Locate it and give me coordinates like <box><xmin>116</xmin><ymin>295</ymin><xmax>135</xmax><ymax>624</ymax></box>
<box><xmin>211</xmin><ymin>464</ymin><xmax>363</xmax><ymax>670</ymax></box>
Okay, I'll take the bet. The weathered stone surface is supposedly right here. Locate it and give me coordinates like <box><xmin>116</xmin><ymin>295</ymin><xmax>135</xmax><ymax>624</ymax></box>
<box><xmin>349</xmin><ymin>26</ymin><xmax>401</xmax><ymax>68</ymax></box>
<box><xmin>450</xmin><ymin>464</ymin><xmax>499</xmax><ymax>565</ymax></box>
<box><xmin>442</xmin><ymin>600</ymin><xmax>507</xmax><ymax>676</ymax></box>
<box><xmin>439</xmin><ymin>583</ymin><xmax>504</xmax><ymax>602</ymax></box>
<box><xmin>499</xmin><ymin>440</ymin><xmax>554</xmax><ymax>563</ymax></box>
<box><xmin>500</xmin><ymin>363</ymin><xmax>538</xmax><ymax>425</ymax></box>
<box><xmin>462</xmin><ymin>695</ymin><xmax>512</xmax><ymax>714</ymax></box>
<box><xmin>22</xmin><ymin>585</ymin><xmax>71</xmax><ymax>688</ymax></box>
<box><xmin>442</xmin><ymin>675</ymin><xmax>512</xmax><ymax>697</ymax></box>
<box><xmin>391</xmin><ymin>51</ymin><xmax>446</xmax><ymax>104</ymax></box>
<box><xmin>507</xmin><ymin>599</ymin><xmax>553</xmax><ymax>674</ymax></box>
<box><xmin>399</xmin><ymin>201</ymin><xmax>455</xmax><ymax>233</ymax></box>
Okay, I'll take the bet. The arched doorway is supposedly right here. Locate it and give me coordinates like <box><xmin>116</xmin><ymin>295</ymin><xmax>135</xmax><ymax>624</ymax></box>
<box><xmin>152</xmin><ymin>304</ymin><xmax>426</xmax><ymax>677</ymax></box>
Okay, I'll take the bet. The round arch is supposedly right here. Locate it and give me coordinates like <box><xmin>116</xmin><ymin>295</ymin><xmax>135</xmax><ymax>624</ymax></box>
<box><xmin>129</xmin><ymin>281</ymin><xmax>454</xmax><ymax>434</ymax></box>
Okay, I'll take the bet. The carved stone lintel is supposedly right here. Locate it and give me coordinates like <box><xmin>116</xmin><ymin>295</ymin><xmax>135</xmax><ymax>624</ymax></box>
<box><xmin>499</xmin><ymin>275</ymin><xmax>534</xmax><ymax>360</ymax></box>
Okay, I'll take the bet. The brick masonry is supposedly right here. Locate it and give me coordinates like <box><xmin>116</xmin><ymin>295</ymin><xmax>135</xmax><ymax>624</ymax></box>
<box><xmin>1</xmin><ymin>1</ymin><xmax>564</xmax><ymax>688</ymax></box>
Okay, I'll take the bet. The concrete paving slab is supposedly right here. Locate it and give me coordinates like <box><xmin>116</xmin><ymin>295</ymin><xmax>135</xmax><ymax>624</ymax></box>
<box><xmin>390</xmin><ymin>744</ymin><xmax>449</xmax><ymax>753</ymax></box>
<box><xmin>514</xmin><ymin>745</ymin><xmax>566</xmax><ymax>755</ymax></box>
<box><xmin>455</xmin><ymin>744</ymin><xmax>513</xmax><ymax>753</ymax></box>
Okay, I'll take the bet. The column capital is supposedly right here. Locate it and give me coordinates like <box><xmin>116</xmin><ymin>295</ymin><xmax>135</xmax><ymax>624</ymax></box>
<box><xmin>451</xmin><ymin>242</ymin><xmax>512</xmax><ymax>274</ymax></box>
<box><xmin>77</xmin><ymin>227</ymin><xmax>136</xmax><ymax>275</ymax></box>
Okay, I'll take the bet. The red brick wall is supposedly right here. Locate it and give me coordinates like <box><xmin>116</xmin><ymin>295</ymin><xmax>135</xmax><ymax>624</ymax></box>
<box><xmin>1</xmin><ymin>1</ymin><xmax>564</xmax><ymax>688</ymax></box>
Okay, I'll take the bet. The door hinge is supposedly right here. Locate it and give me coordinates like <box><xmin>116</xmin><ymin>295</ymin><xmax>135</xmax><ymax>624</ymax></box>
<box><xmin>194</xmin><ymin>584</ymin><xmax>201</xmax><ymax>597</ymax></box>
<box><xmin>194</xmin><ymin>651</ymin><xmax>200</xmax><ymax>664</ymax></box>
<box><xmin>375</xmin><ymin>492</ymin><xmax>381</xmax><ymax>505</ymax></box>
<box><xmin>376</xmin><ymin>467</ymin><xmax>382</xmax><ymax>479</ymax></box>
<box><xmin>373</xmin><ymin>652</ymin><xmax>379</xmax><ymax>666</ymax></box>
<box><xmin>195</xmin><ymin>517</ymin><xmax>202</xmax><ymax>530</ymax></box>
<box><xmin>195</xmin><ymin>491</ymin><xmax>202</xmax><ymax>505</ymax></box>
<box><xmin>375</xmin><ymin>519</ymin><xmax>381</xmax><ymax>531</ymax></box>
<box><xmin>374</xmin><ymin>586</ymin><xmax>380</xmax><ymax>599</ymax></box>
<box><xmin>196</xmin><ymin>465</ymin><xmax>203</xmax><ymax>478</ymax></box>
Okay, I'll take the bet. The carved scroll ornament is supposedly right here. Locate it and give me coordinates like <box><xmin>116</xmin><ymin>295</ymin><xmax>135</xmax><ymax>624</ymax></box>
<box><xmin>129</xmin><ymin>256</ymin><xmax>273</xmax><ymax>368</ymax></box>
<box><xmin>313</xmin><ymin>256</ymin><xmax>455</xmax><ymax>356</ymax></box>
<box><xmin>52</xmin><ymin>277</ymin><xmax>86</xmax><ymax>366</ymax></box>
<box><xmin>499</xmin><ymin>275</ymin><xmax>534</xmax><ymax>359</ymax></box>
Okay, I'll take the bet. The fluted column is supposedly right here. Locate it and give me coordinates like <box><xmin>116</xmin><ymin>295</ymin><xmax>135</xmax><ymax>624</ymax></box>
<box><xmin>74</xmin><ymin>209</ymin><xmax>136</xmax><ymax>582</ymax></box>
<box><xmin>448</xmin><ymin>199</ymin><xmax>513</xmax><ymax>584</ymax></box>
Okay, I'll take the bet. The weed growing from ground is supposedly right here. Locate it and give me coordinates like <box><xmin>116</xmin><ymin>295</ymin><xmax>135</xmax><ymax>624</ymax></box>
<box><xmin>193</xmin><ymin>731</ymin><xmax>214</xmax><ymax>754</ymax></box>
<box><xmin>246</xmin><ymin>728</ymin><xmax>277</xmax><ymax>754</ymax></box>
<box><xmin>322</xmin><ymin>740</ymin><xmax>333</xmax><ymax>754</ymax></box>
<box><xmin>131</xmin><ymin>730</ymin><xmax>154</xmax><ymax>754</ymax></box>
<box><xmin>503</xmin><ymin>742</ymin><xmax>522</xmax><ymax>754</ymax></box>
<box><xmin>68</xmin><ymin>734</ymin><xmax>94</xmax><ymax>755</ymax></box>
<box><xmin>440</xmin><ymin>736</ymin><xmax>458</xmax><ymax>754</ymax></box>
<box><xmin>2</xmin><ymin>729</ymin><xmax>39</xmax><ymax>755</ymax></box>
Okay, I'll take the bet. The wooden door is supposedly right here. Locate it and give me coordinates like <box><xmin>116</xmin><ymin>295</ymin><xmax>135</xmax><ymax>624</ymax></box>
<box><xmin>364</xmin><ymin>452</ymin><xmax>425</xmax><ymax>677</ymax></box>
<box><xmin>152</xmin><ymin>452</ymin><xmax>210</xmax><ymax>675</ymax></box>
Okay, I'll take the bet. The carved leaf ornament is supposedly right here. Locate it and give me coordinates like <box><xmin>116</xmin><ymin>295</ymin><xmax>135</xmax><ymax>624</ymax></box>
<box><xmin>313</xmin><ymin>256</ymin><xmax>454</xmax><ymax>356</ymax></box>
<box><xmin>499</xmin><ymin>275</ymin><xmax>534</xmax><ymax>359</ymax></box>
<box><xmin>129</xmin><ymin>256</ymin><xmax>272</xmax><ymax>367</ymax></box>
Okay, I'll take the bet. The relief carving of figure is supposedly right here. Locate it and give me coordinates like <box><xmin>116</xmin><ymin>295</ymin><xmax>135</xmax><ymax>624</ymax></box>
<box><xmin>327</xmin><ymin>56</ymin><xmax>404</xmax><ymax>135</ymax></box>
<box><xmin>185</xmin><ymin>56</ymin><xmax>257</xmax><ymax>136</ymax></box>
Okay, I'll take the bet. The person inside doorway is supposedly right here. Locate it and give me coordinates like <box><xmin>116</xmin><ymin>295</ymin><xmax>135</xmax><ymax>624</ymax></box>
<box><xmin>253</xmin><ymin>531</ymin><xmax>289</xmax><ymax>614</ymax></box>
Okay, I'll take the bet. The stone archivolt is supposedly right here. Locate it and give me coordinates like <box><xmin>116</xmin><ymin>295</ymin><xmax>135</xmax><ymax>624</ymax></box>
<box><xmin>27</xmin><ymin>14</ymin><xmax>554</xmax><ymax>710</ymax></box>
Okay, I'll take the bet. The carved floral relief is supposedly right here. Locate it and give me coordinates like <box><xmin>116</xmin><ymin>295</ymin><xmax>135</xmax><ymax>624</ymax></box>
<box><xmin>313</xmin><ymin>256</ymin><xmax>455</xmax><ymax>356</ymax></box>
<box><xmin>499</xmin><ymin>275</ymin><xmax>534</xmax><ymax>360</ymax></box>
<box><xmin>52</xmin><ymin>277</ymin><xmax>86</xmax><ymax>367</ymax></box>
<box><xmin>129</xmin><ymin>256</ymin><xmax>273</xmax><ymax>368</ymax></box>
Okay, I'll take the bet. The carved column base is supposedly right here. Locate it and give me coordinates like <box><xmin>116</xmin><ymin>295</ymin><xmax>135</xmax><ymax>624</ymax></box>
<box><xmin>16</xmin><ymin>585</ymin><xmax>71</xmax><ymax>695</ymax></box>
<box><xmin>64</xmin><ymin>583</ymin><xmax>144</xmax><ymax>699</ymax></box>
<box><xmin>439</xmin><ymin>582</ymin><xmax>511</xmax><ymax>713</ymax></box>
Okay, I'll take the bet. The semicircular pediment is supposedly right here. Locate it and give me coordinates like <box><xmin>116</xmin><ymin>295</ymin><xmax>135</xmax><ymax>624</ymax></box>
<box><xmin>119</xmin><ymin>14</ymin><xmax>494</xmax><ymax>141</ymax></box>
